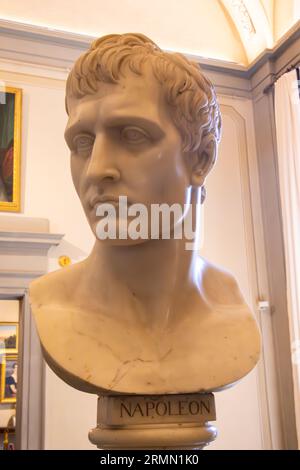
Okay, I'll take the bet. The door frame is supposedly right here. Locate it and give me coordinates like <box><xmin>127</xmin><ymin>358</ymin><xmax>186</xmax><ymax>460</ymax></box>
<box><xmin>0</xmin><ymin>288</ymin><xmax>44</xmax><ymax>450</ymax></box>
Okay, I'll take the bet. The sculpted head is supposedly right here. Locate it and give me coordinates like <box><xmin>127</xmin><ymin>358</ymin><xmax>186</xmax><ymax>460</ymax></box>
<box><xmin>64</xmin><ymin>33</ymin><xmax>222</xmax><ymax>242</ymax></box>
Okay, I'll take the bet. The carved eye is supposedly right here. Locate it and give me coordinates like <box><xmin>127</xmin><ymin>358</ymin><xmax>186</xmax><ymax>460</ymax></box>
<box><xmin>73</xmin><ymin>134</ymin><xmax>94</xmax><ymax>155</ymax></box>
<box><xmin>120</xmin><ymin>127</ymin><xmax>150</xmax><ymax>144</ymax></box>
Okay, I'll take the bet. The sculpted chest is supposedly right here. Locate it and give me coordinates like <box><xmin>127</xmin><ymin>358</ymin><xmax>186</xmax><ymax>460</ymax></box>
<box><xmin>32</xmin><ymin>300</ymin><xmax>260</xmax><ymax>395</ymax></box>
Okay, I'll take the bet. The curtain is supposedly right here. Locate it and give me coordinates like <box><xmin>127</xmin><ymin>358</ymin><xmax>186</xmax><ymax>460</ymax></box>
<box><xmin>275</xmin><ymin>69</ymin><xmax>300</xmax><ymax>444</ymax></box>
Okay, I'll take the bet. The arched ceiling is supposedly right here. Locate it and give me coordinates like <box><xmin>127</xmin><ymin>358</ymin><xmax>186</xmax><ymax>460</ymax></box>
<box><xmin>0</xmin><ymin>0</ymin><xmax>299</xmax><ymax>66</ymax></box>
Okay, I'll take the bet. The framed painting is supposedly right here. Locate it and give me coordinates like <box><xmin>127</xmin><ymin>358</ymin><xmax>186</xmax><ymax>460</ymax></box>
<box><xmin>0</xmin><ymin>354</ymin><xmax>18</xmax><ymax>404</ymax></box>
<box><xmin>0</xmin><ymin>86</ymin><xmax>22</xmax><ymax>212</ymax></box>
<box><xmin>0</xmin><ymin>322</ymin><xmax>19</xmax><ymax>354</ymax></box>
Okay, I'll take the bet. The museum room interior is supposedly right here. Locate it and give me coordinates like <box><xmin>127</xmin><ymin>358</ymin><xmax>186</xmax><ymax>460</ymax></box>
<box><xmin>0</xmin><ymin>0</ymin><xmax>299</xmax><ymax>451</ymax></box>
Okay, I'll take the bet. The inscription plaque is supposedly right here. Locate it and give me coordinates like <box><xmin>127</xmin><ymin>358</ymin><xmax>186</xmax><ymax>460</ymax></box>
<box><xmin>98</xmin><ymin>393</ymin><xmax>216</xmax><ymax>426</ymax></box>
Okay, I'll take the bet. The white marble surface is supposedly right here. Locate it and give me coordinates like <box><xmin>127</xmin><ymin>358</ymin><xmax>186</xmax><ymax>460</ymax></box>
<box><xmin>29</xmin><ymin>33</ymin><xmax>261</xmax><ymax>399</ymax></box>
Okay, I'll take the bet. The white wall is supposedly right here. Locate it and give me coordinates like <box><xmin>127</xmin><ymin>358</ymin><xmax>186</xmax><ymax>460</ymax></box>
<box><xmin>203</xmin><ymin>99</ymin><xmax>263</xmax><ymax>449</ymax></box>
<box><xmin>0</xmin><ymin>300</ymin><xmax>19</xmax><ymax>322</ymax></box>
<box><xmin>0</xmin><ymin>65</ymin><xmax>265</xmax><ymax>449</ymax></box>
<box><xmin>274</xmin><ymin>0</ymin><xmax>300</xmax><ymax>41</ymax></box>
<box><xmin>0</xmin><ymin>0</ymin><xmax>247</xmax><ymax>64</ymax></box>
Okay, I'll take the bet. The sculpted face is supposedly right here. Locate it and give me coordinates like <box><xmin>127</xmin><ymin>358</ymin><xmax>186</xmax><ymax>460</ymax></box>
<box><xmin>64</xmin><ymin>64</ymin><xmax>192</xmax><ymax>243</ymax></box>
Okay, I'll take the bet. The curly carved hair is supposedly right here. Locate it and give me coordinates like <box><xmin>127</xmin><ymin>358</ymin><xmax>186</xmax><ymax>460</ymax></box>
<box><xmin>65</xmin><ymin>33</ymin><xmax>222</xmax><ymax>161</ymax></box>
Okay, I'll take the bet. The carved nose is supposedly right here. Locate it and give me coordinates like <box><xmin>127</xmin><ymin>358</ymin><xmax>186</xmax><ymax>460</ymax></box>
<box><xmin>86</xmin><ymin>161</ymin><xmax>121</xmax><ymax>183</ymax></box>
<box><xmin>97</xmin><ymin>168</ymin><xmax>120</xmax><ymax>182</ymax></box>
<box><xmin>86</xmin><ymin>137</ymin><xmax>121</xmax><ymax>183</ymax></box>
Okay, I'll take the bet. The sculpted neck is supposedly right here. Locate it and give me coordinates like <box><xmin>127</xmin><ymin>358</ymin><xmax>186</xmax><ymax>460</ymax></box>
<box><xmin>82</xmin><ymin>191</ymin><xmax>202</xmax><ymax>330</ymax></box>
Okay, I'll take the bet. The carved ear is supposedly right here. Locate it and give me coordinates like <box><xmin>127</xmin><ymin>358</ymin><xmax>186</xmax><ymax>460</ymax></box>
<box><xmin>190</xmin><ymin>134</ymin><xmax>217</xmax><ymax>187</ymax></box>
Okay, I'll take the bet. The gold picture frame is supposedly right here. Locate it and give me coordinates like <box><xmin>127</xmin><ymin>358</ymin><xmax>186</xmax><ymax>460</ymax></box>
<box><xmin>0</xmin><ymin>322</ymin><xmax>19</xmax><ymax>354</ymax></box>
<box><xmin>0</xmin><ymin>354</ymin><xmax>18</xmax><ymax>404</ymax></box>
<box><xmin>0</xmin><ymin>86</ymin><xmax>22</xmax><ymax>212</ymax></box>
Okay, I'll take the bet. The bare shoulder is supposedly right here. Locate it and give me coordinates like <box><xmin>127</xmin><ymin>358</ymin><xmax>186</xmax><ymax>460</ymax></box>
<box><xmin>199</xmin><ymin>257</ymin><xmax>246</xmax><ymax>306</ymax></box>
<box><xmin>29</xmin><ymin>261</ymin><xmax>85</xmax><ymax>307</ymax></box>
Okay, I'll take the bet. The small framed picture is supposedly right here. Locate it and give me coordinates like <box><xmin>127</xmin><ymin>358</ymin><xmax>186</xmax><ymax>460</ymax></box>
<box><xmin>0</xmin><ymin>86</ymin><xmax>22</xmax><ymax>212</ymax></box>
<box><xmin>0</xmin><ymin>322</ymin><xmax>19</xmax><ymax>354</ymax></box>
<box><xmin>0</xmin><ymin>354</ymin><xmax>18</xmax><ymax>404</ymax></box>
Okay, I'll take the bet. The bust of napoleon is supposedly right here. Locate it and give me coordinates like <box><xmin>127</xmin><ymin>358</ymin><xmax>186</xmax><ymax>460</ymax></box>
<box><xmin>30</xmin><ymin>33</ymin><xmax>260</xmax><ymax>395</ymax></box>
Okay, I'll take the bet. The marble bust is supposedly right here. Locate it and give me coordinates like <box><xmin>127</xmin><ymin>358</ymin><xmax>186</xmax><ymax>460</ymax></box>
<box><xmin>29</xmin><ymin>33</ymin><xmax>260</xmax><ymax>396</ymax></box>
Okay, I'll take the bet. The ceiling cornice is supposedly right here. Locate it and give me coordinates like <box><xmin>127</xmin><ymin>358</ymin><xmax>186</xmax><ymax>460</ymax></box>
<box><xmin>0</xmin><ymin>18</ymin><xmax>247</xmax><ymax>71</ymax></box>
<box><xmin>0</xmin><ymin>18</ymin><xmax>299</xmax><ymax>99</ymax></box>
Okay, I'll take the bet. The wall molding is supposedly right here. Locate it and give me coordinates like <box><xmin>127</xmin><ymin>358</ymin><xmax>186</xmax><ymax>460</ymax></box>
<box><xmin>0</xmin><ymin>231</ymin><xmax>63</xmax><ymax>253</ymax></box>
<box><xmin>0</xmin><ymin>18</ymin><xmax>299</xmax><ymax>99</ymax></box>
<box><xmin>252</xmin><ymin>67</ymin><xmax>299</xmax><ymax>449</ymax></box>
<box><xmin>0</xmin><ymin>218</ymin><xmax>64</xmax><ymax>449</ymax></box>
<box><xmin>220</xmin><ymin>104</ymin><xmax>273</xmax><ymax>449</ymax></box>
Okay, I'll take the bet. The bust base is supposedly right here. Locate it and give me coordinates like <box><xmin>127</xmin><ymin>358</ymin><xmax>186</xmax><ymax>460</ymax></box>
<box><xmin>89</xmin><ymin>393</ymin><xmax>217</xmax><ymax>450</ymax></box>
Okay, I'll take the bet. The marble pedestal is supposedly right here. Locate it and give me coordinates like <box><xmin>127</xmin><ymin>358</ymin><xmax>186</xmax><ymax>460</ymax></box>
<box><xmin>89</xmin><ymin>393</ymin><xmax>217</xmax><ymax>450</ymax></box>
